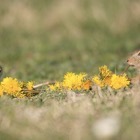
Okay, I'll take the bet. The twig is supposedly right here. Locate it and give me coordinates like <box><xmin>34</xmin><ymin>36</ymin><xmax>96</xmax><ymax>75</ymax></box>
<box><xmin>22</xmin><ymin>89</ymin><xmax>43</xmax><ymax>92</ymax></box>
<box><xmin>21</xmin><ymin>89</ymin><xmax>46</xmax><ymax>94</ymax></box>
<box><xmin>33</xmin><ymin>81</ymin><xmax>55</xmax><ymax>89</ymax></box>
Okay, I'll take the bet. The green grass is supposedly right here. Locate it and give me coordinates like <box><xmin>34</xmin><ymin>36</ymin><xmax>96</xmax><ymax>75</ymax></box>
<box><xmin>0</xmin><ymin>0</ymin><xmax>140</xmax><ymax>139</ymax></box>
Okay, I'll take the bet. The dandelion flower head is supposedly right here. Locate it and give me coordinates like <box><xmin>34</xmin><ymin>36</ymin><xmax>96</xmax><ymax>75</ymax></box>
<box><xmin>110</xmin><ymin>74</ymin><xmax>130</xmax><ymax>89</ymax></box>
<box><xmin>62</xmin><ymin>72</ymin><xmax>87</xmax><ymax>90</ymax></box>
<box><xmin>1</xmin><ymin>77</ymin><xmax>22</xmax><ymax>96</ymax></box>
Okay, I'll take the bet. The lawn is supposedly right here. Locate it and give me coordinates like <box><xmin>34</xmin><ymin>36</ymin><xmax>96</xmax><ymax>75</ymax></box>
<box><xmin>0</xmin><ymin>0</ymin><xmax>140</xmax><ymax>140</ymax></box>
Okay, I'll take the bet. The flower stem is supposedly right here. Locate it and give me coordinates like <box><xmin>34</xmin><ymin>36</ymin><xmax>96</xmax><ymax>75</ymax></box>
<box><xmin>121</xmin><ymin>65</ymin><xmax>130</xmax><ymax>74</ymax></box>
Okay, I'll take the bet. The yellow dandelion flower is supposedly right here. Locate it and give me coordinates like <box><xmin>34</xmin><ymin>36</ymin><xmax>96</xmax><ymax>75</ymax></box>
<box><xmin>49</xmin><ymin>82</ymin><xmax>62</xmax><ymax>91</ymax></box>
<box><xmin>26</xmin><ymin>81</ymin><xmax>34</xmax><ymax>90</ymax></box>
<box><xmin>62</xmin><ymin>72</ymin><xmax>87</xmax><ymax>90</ymax></box>
<box><xmin>1</xmin><ymin>77</ymin><xmax>22</xmax><ymax>96</ymax></box>
<box><xmin>93</xmin><ymin>65</ymin><xmax>113</xmax><ymax>88</ymax></box>
<box><xmin>93</xmin><ymin>75</ymin><xmax>104</xmax><ymax>87</ymax></box>
<box><xmin>99</xmin><ymin>65</ymin><xmax>112</xmax><ymax>78</ymax></box>
<box><xmin>110</xmin><ymin>74</ymin><xmax>130</xmax><ymax>89</ymax></box>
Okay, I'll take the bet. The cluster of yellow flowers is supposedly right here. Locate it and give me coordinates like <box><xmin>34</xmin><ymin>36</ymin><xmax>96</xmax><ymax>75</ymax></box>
<box><xmin>49</xmin><ymin>72</ymin><xmax>92</xmax><ymax>91</ymax></box>
<box><xmin>0</xmin><ymin>77</ymin><xmax>34</xmax><ymax>98</ymax></box>
<box><xmin>93</xmin><ymin>65</ymin><xmax>130</xmax><ymax>89</ymax></box>
<box><xmin>50</xmin><ymin>65</ymin><xmax>130</xmax><ymax>91</ymax></box>
<box><xmin>0</xmin><ymin>65</ymin><xmax>130</xmax><ymax>98</ymax></box>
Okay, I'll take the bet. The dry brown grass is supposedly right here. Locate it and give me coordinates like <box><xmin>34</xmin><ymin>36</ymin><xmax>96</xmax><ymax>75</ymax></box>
<box><xmin>0</xmin><ymin>87</ymin><xmax>140</xmax><ymax>140</ymax></box>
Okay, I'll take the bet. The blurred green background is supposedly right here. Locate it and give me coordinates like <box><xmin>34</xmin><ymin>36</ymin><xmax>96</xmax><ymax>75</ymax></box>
<box><xmin>0</xmin><ymin>0</ymin><xmax>140</xmax><ymax>81</ymax></box>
